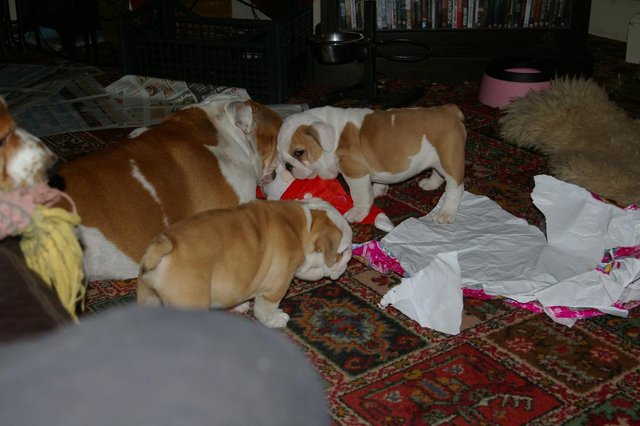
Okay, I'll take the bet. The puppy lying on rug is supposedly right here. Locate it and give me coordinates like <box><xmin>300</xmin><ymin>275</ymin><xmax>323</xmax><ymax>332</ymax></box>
<box><xmin>136</xmin><ymin>198</ymin><xmax>352</xmax><ymax>328</ymax></box>
<box><xmin>55</xmin><ymin>93</ymin><xmax>283</xmax><ymax>281</ymax></box>
<box><xmin>277</xmin><ymin>105</ymin><xmax>467</xmax><ymax>224</ymax></box>
<box><xmin>499</xmin><ymin>77</ymin><xmax>640</xmax><ymax>206</ymax></box>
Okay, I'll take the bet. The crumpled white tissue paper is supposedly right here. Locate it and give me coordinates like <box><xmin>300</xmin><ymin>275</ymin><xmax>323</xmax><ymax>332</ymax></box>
<box><xmin>379</xmin><ymin>175</ymin><xmax>640</xmax><ymax>335</ymax></box>
<box><xmin>379</xmin><ymin>252</ymin><xmax>463</xmax><ymax>335</ymax></box>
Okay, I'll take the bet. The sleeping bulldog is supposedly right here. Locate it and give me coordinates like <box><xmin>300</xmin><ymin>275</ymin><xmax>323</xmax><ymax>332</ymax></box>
<box><xmin>277</xmin><ymin>105</ymin><xmax>467</xmax><ymax>224</ymax></box>
<box><xmin>55</xmin><ymin>93</ymin><xmax>283</xmax><ymax>281</ymax></box>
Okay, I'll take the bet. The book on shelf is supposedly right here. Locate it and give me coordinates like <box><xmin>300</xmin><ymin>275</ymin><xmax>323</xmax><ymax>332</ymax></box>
<box><xmin>336</xmin><ymin>0</ymin><xmax>571</xmax><ymax>30</ymax></box>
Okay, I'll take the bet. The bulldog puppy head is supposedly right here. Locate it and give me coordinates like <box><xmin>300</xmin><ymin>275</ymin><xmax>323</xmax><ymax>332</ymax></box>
<box><xmin>0</xmin><ymin>96</ymin><xmax>57</xmax><ymax>192</ymax></box>
<box><xmin>278</xmin><ymin>113</ymin><xmax>338</xmax><ymax>180</ymax></box>
<box><xmin>295</xmin><ymin>197</ymin><xmax>352</xmax><ymax>281</ymax></box>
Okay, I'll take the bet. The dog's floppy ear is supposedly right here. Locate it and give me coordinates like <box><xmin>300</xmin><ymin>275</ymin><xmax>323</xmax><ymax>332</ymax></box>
<box><xmin>307</xmin><ymin>121</ymin><xmax>336</xmax><ymax>152</ymax></box>
<box><xmin>309</xmin><ymin>210</ymin><xmax>342</xmax><ymax>267</ymax></box>
<box><xmin>230</xmin><ymin>100</ymin><xmax>255</xmax><ymax>134</ymax></box>
<box><xmin>0</xmin><ymin>96</ymin><xmax>15</xmax><ymax>136</ymax></box>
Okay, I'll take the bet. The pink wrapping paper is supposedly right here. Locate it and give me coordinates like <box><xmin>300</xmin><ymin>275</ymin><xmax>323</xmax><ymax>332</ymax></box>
<box><xmin>353</xmin><ymin>240</ymin><xmax>640</xmax><ymax>319</ymax></box>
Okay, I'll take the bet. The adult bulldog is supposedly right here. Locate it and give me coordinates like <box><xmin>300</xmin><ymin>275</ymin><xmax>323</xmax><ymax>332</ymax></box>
<box><xmin>277</xmin><ymin>105</ymin><xmax>466</xmax><ymax>225</ymax></box>
<box><xmin>55</xmin><ymin>93</ymin><xmax>282</xmax><ymax>280</ymax></box>
<box><xmin>0</xmin><ymin>96</ymin><xmax>57</xmax><ymax>192</ymax></box>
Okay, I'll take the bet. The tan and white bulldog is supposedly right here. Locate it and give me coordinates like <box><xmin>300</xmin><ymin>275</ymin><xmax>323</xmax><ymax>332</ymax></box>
<box><xmin>277</xmin><ymin>105</ymin><xmax>466</xmax><ymax>225</ymax></box>
<box><xmin>0</xmin><ymin>96</ymin><xmax>57</xmax><ymax>192</ymax></box>
<box><xmin>136</xmin><ymin>198</ymin><xmax>353</xmax><ymax>328</ymax></box>
<box><xmin>55</xmin><ymin>94</ymin><xmax>283</xmax><ymax>281</ymax></box>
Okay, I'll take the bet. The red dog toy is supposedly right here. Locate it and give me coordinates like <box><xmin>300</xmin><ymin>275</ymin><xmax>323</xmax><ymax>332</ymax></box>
<box><xmin>258</xmin><ymin>166</ymin><xmax>394</xmax><ymax>232</ymax></box>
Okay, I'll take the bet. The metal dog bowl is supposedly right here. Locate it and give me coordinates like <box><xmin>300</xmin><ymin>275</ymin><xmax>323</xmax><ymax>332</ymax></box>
<box><xmin>308</xmin><ymin>31</ymin><xmax>365</xmax><ymax>65</ymax></box>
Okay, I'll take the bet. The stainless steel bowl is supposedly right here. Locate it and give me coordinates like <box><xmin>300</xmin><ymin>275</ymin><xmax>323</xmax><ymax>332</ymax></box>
<box><xmin>308</xmin><ymin>31</ymin><xmax>365</xmax><ymax>65</ymax></box>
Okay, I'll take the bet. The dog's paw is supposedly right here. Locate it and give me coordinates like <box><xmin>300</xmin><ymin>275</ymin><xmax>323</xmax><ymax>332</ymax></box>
<box><xmin>231</xmin><ymin>301</ymin><xmax>251</xmax><ymax>314</ymax></box>
<box><xmin>374</xmin><ymin>213</ymin><xmax>395</xmax><ymax>232</ymax></box>
<box><xmin>344</xmin><ymin>206</ymin><xmax>370</xmax><ymax>223</ymax></box>
<box><xmin>262</xmin><ymin>309</ymin><xmax>290</xmax><ymax>328</ymax></box>
<box><xmin>372</xmin><ymin>183</ymin><xmax>389</xmax><ymax>198</ymax></box>
<box><xmin>419</xmin><ymin>174</ymin><xmax>444</xmax><ymax>191</ymax></box>
<box><xmin>432</xmin><ymin>210</ymin><xmax>456</xmax><ymax>224</ymax></box>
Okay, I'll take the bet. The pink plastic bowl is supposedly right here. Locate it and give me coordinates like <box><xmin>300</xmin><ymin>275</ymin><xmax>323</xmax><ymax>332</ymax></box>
<box><xmin>478</xmin><ymin>59</ymin><xmax>552</xmax><ymax>108</ymax></box>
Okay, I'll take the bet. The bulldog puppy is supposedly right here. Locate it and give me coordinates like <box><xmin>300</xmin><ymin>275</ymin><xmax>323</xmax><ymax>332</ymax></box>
<box><xmin>0</xmin><ymin>96</ymin><xmax>57</xmax><ymax>192</ymax></box>
<box><xmin>136</xmin><ymin>198</ymin><xmax>353</xmax><ymax>328</ymax></box>
<box><xmin>277</xmin><ymin>105</ymin><xmax>466</xmax><ymax>224</ymax></box>
<box><xmin>55</xmin><ymin>95</ymin><xmax>283</xmax><ymax>281</ymax></box>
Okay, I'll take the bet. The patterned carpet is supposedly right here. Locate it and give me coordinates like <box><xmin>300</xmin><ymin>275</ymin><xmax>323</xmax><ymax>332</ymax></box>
<box><xmin>42</xmin><ymin>37</ymin><xmax>639</xmax><ymax>425</ymax></box>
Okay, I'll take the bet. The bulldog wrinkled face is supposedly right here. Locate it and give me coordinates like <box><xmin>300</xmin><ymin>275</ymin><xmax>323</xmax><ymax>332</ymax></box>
<box><xmin>284</xmin><ymin>125</ymin><xmax>325</xmax><ymax>179</ymax></box>
<box><xmin>294</xmin><ymin>198</ymin><xmax>353</xmax><ymax>281</ymax></box>
<box><xmin>283</xmin><ymin>147</ymin><xmax>308</xmax><ymax>173</ymax></box>
<box><xmin>295</xmin><ymin>247</ymin><xmax>351</xmax><ymax>282</ymax></box>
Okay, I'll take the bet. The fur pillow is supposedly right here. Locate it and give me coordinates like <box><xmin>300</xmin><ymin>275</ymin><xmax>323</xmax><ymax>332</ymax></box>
<box><xmin>499</xmin><ymin>77</ymin><xmax>640</xmax><ymax>206</ymax></box>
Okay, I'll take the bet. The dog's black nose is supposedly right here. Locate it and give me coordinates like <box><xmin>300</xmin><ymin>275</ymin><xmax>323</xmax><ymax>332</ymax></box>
<box><xmin>47</xmin><ymin>159</ymin><xmax>66</xmax><ymax>190</ymax></box>
<box><xmin>271</xmin><ymin>169</ymin><xmax>277</xmax><ymax>180</ymax></box>
<box><xmin>48</xmin><ymin>158</ymin><xmax>61</xmax><ymax>178</ymax></box>
<box><xmin>285</xmin><ymin>163</ymin><xmax>293</xmax><ymax>172</ymax></box>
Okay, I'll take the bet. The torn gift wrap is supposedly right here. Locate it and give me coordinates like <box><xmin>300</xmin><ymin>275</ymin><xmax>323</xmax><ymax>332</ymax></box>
<box><xmin>379</xmin><ymin>252</ymin><xmax>463</xmax><ymax>335</ymax></box>
<box><xmin>377</xmin><ymin>175</ymin><xmax>640</xmax><ymax>335</ymax></box>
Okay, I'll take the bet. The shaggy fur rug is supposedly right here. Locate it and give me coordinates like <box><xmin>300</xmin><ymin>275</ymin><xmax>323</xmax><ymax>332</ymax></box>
<box><xmin>499</xmin><ymin>77</ymin><xmax>640</xmax><ymax>206</ymax></box>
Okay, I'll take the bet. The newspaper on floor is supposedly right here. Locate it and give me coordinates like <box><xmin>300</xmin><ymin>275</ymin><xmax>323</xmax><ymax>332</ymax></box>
<box><xmin>105</xmin><ymin>75</ymin><xmax>308</xmax><ymax>127</ymax></box>
<box><xmin>0</xmin><ymin>63</ymin><xmax>130</xmax><ymax>137</ymax></box>
<box><xmin>1</xmin><ymin>64</ymin><xmax>223</xmax><ymax>135</ymax></box>
<box><xmin>104</xmin><ymin>75</ymin><xmax>235</xmax><ymax>127</ymax></box>
<box><xmin>0</xmin><ymin>64</ymin><xmax>307</xmax><ymax>136</ymax></box>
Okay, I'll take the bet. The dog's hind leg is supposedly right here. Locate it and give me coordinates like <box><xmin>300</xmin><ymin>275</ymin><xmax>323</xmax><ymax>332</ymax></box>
<box><xmin>136</xmin><ymin>279</ymin><xmax>163</xmax><ymax>307</ymax></box>
<box><xmin>372</xmin><ymin>183</ymin><xmax>389</xmax><ymax>197</ymax></box>
<box><xmin>136</xmin><ymin>234</ymin><xmax>174</xmax><ymax>306</ymax></box>
<box><xmin>431</xmin><ymin>174</ymin><xmax>464</xmax><ymax>224</ymax></box>
<box><xmin>231</xmin><ymin>301</ymin><xmax>251</xmax><ymax>313</ymax></box>
<box><xmin>253</xmin><ymin>296</ymin><xmax>289</xmax><ymax>328</ymax></box>
<box><xmin>418</xmin><ymin>169</ymin><xmax>444</xmax><ymax>191</ymax></box>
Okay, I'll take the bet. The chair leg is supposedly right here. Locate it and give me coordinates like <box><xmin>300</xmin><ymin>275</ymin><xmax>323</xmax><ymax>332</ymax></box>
<box><xmin>83</xmin><ymin>31</ymin><xmax>91</xmax><ymax>63</ymax></box>
<box><xmin>90</xmin><ymin>30</ymin><xmax>98</xmax><ymax>64</ymax></box>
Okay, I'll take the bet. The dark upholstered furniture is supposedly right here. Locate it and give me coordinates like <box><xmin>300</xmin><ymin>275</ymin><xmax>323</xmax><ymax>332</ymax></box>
<box><xmin>0</xmin><ymin>238</ymin><xmax>72</xmax><ymax>342</ymax></box>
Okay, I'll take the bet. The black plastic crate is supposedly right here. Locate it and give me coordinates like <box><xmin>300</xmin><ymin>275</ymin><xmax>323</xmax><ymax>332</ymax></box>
<box><xmin>118</xmin><ymin>0</ymin><xmax>313</xmax><ymax>103</ymax></box>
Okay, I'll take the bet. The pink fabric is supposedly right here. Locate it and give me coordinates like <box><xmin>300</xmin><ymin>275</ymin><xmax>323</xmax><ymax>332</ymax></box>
<box><xmin>0</xmin><ymin>184</ymin><xmax>69</xmax><ymax>239</ymax></box>
<box><xmin>353</xmin><ymin>241</ymin><xmax>404</xmax><ymax>275</ymax></box>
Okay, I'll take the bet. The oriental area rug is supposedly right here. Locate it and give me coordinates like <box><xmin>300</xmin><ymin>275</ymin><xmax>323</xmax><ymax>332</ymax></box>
<box><xmin>44</xmin><ymin>37</ymin><xmax>639</xmax><ymax>425</ymax></box>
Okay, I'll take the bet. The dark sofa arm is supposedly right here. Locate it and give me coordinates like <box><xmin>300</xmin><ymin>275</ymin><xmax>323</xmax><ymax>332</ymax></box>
<box><xmin>0</xmin><ymin>238</ymin><xmax>72</xmax><ymax>342</ymax></box>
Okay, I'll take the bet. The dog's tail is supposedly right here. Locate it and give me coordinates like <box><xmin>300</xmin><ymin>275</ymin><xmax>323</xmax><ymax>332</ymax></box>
<box><xmin>443</xmin><ymin>103</ymin><xmax>465</xmax><ymax>122</ymax></box>
<box><xmin>136</xmin><ymin>234</ymin><xmax>175</xmax><ymax>306</ymax></box>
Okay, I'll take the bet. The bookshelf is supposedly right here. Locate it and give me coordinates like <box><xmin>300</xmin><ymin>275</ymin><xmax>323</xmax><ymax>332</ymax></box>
<box><xmin>319</xmin><ymin>0</ymin><xmax>593</xmax><ymax>77</ymax></box>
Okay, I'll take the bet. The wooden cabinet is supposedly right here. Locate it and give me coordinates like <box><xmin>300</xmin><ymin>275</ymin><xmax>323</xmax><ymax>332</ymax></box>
<box><xmin>318</xmin><ymin>0</ymin><xmax>593</xmax><ymax>78</ymax></box>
